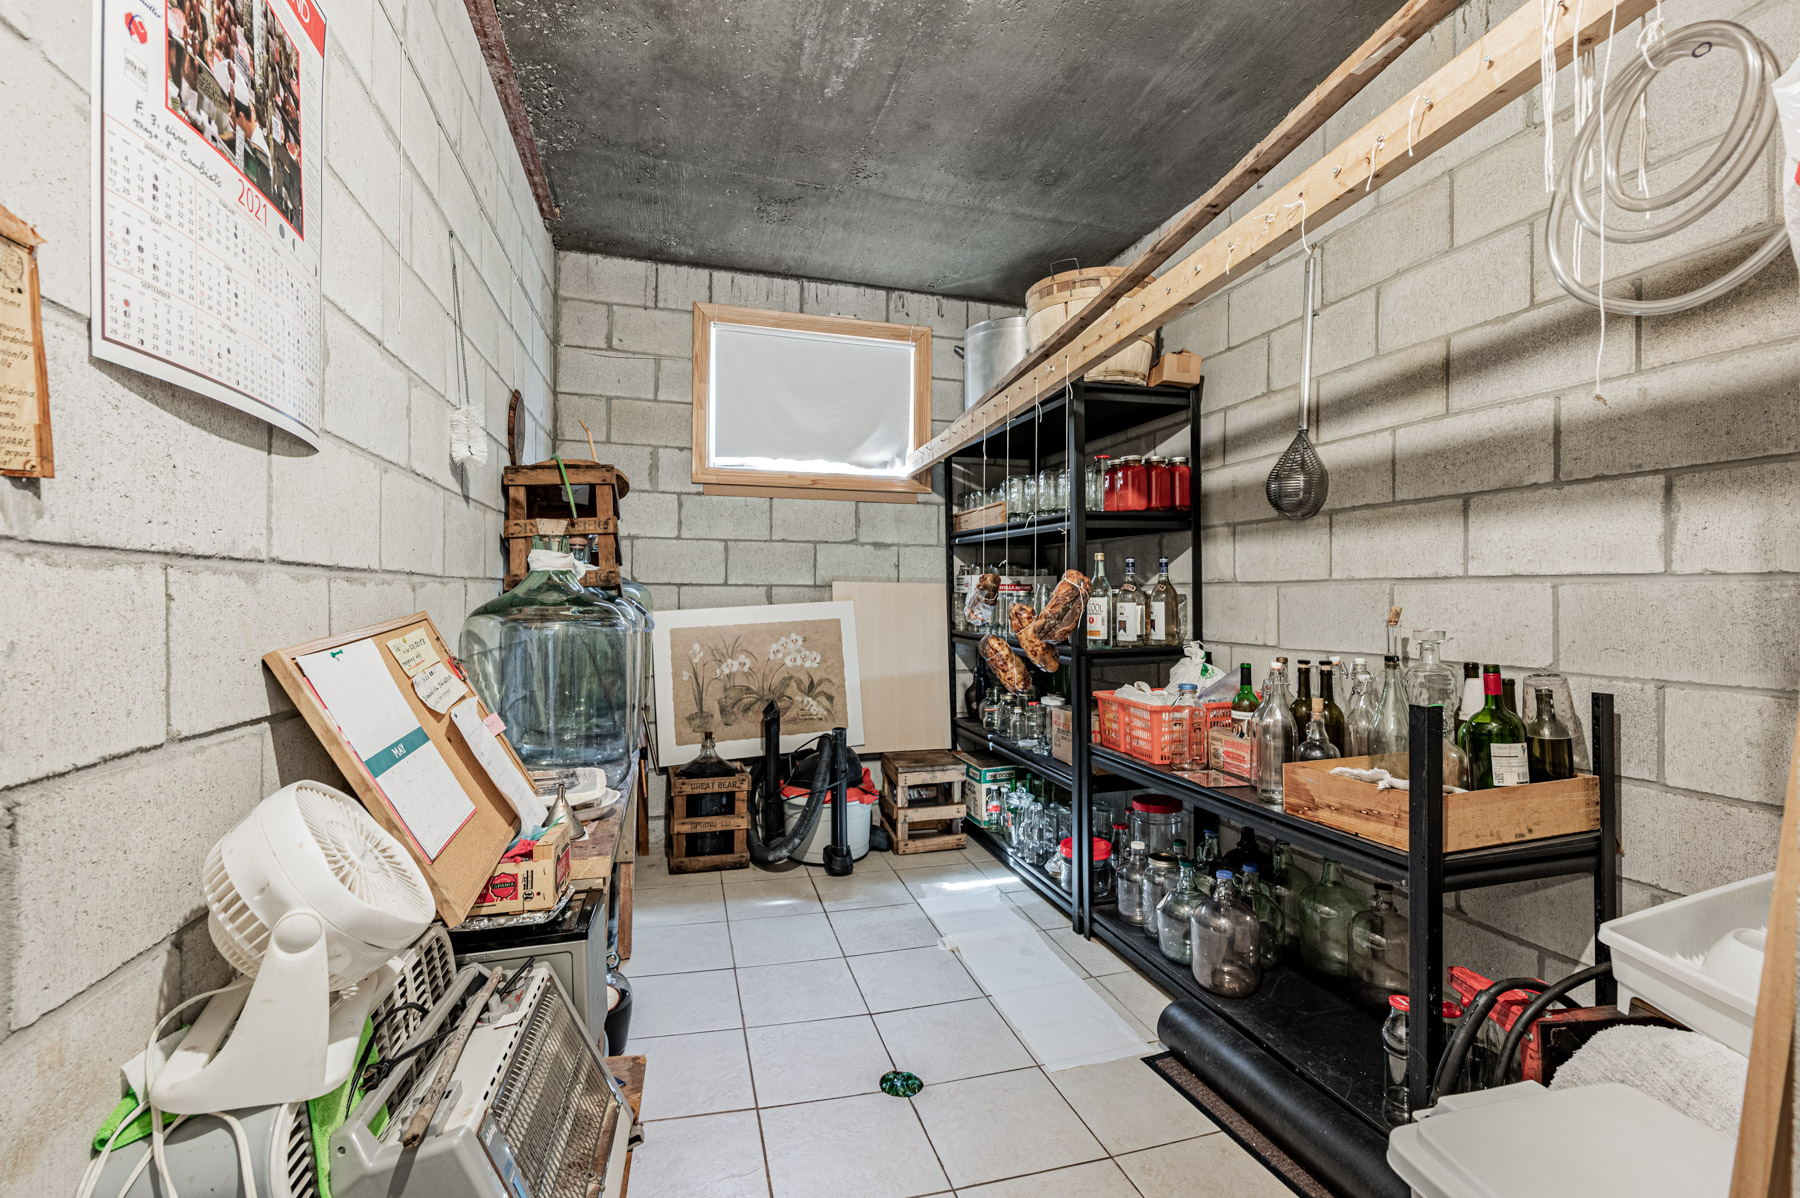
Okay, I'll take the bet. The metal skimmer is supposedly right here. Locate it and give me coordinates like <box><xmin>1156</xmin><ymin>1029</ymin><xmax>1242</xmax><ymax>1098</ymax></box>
<box><xmin>1266</xmin><ymin>249</ymin><xmax>1328</xmax><ymax>520</ymax></box>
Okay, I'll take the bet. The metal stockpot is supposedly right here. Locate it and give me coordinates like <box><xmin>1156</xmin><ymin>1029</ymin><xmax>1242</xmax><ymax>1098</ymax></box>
<box><xmin>956</xmin><ymin>316</ymin><xmax>1030</xmax><ymax>411</ymax></box>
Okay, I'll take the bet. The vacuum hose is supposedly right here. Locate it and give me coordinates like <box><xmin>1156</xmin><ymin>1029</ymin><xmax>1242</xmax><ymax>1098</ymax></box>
<box><xmin>1546</xmin><ymin>20</ymin><xmax>1786</xmax><ymax>315</ymax></box>
<box><xmin>746</xmin><ymin>723</ymin><xmax>859</xmax><ymax>867</ymax></box>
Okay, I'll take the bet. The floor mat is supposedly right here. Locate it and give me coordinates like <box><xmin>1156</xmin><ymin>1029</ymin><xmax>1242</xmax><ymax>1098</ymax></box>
<box><xmin>1143</xmin><ymin>1051</ymin><xmax>1339</xmax><ymax>1198</ymax></box>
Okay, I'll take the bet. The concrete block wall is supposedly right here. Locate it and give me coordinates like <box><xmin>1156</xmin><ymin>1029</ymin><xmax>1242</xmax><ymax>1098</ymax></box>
<box><xmin>553</xmin><ymin>252</ymin><xmax>1021</xmax><ymax>844</ymax></box>
<box><xmin>1124</xmin><ymin>0</ymin><xmax>1800</xmax><ymax>989</ymax></box>
<box><xmin>0</xmin><ymin>0</ymin><xmax>554</xmax><ymax>1188</ymax></box>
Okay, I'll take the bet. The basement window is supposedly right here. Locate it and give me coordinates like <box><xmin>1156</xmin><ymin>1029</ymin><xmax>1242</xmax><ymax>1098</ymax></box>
<box><xmin>691</xmin><ymin>303</ymin><xmax>932</xmax><ymax>501</ymax></box>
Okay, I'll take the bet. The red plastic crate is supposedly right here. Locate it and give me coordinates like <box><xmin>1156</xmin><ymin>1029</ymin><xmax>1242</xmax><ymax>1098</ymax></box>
<box><xmin>1094</xmin><ymin>689</ymin><xmax>1188</xmax><ymax>765</ymax></box>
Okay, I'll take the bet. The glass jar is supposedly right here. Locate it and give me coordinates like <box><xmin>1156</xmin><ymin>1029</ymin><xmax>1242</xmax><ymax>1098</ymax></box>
<box><xmin>1141</xmin><ymin>851</ymin><xmax>1182</xmax><ymax>933</ymax></box>
<box><xmin>1111</xmin><ymin>455</ymin><xmax>1149</xmax><ymax>511</ymax></box>
<box><xmin>1192</xmin><ymin>869</ymin><xmax>1262</xmax><ymax>997</ymax></box>
<box><xmin>1129</xmin><ymin>796</ymin><xmax>1183</xmax><ymax>855</ymax></box>
<box><xmin>1156</xmin><ymin>860</ymin><xmax>1205</xmax><ymax>965</ymax></box>
<box><xmin>1061</xmin><ymin>836</ymin><xmax>1116</xmax><ymax>904</ymax></box>
<box><xmin>1088</xmin><ymin>455</ymin><xmax>1110</xmax><ymax>512</ymax></box>
<box><xmin>1299</xmin><ymin>860</ymin><xmax>1360</xmax><ymax>977</ymax></box>
<box><xmin>1350</xmin><ymin>883</ymin><xmax>1410</xmax><ymax>1008</ymax></box>
<box><xmin>1169</xmin><ymin>456</ymin><xmax>1192</xmax><ymax>510</ymax></box>
<box><xmin>1144</xmin><ymin>456</ymin><xmax>1174</xmax><ymax>510</ymax></box>
<box><xmin>1404</xmin><ymin>630</ymin><xmax>1460</xmax><ymax>712</ymax></box>
<box><xmin>1383</xmin><ymin>996</ymin><xmax>1468</xmax><ymax>1126</ymax></box>
<box><xmin>1116</xmin><ymin>841</ymin><xmax>1149</xmax><ymax>926</ymax></box>
<box><xmin>1267</xmin><ymin>841</ymin><xmax>1313</xmax><ymax>961</ymax></box>
<box><xmin>1238</xmin><ymin>864</ymin><xmax>1286</xmax><ymax>968</ymax></box>
<box><xmin>1024</xmin><ymin>700</ymin><xmax>1045</xmax><ymax>748</ymax></box>
<box><xmin>1522</xmin><ymin>670</ymin><xmax>1588</xmax><ymax>773</ymax></box>
<box><xmin>461</xmin><ymin>536</ymin><xmax>644</xmax><ymax>781</ymax></box>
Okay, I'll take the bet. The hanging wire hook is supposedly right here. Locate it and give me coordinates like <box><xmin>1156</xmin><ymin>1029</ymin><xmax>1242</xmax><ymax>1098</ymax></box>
<box><xmin>1224</xmin><ymin>239</ymin><xmax>1240</xmax><ymax>275</ymax></box>
<box><xmin>1406</xmin><ymin>94</ymin><xmax>1434</xmax><ymax>156</ymax></box>
<box><xmin>1366</xmin><ymin>134</ymin><xmax>1386</xmax><ymax>192</ymax></box>
<box><xmin>1281</xmin><ymin>194</ymin><xmax>1311</xmax><ymax>254</ymax></box>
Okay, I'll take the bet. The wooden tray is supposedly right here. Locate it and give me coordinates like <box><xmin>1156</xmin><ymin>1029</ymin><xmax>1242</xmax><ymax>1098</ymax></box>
<box><xmin>1282</xmin><ymin>755</ymin><xmax>1599</xmax><ymax>852</ymax></box>
<box><xmin>951</xmin><ymin>500</ymin><xmax>1007</xmax><ymax>533</ymax></box>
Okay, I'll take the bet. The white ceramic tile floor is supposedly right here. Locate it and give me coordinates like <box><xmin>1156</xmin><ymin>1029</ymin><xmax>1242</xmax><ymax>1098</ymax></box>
<box><xmin>624</xmin><ymin>847</ymin><xmax>1296</xmax><ymax>1198</ymax></box>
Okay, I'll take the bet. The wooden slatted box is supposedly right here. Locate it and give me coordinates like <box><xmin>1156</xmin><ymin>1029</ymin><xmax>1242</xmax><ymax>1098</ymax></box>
<box><xmin>503</xmin><ymin>460</ymin><xmax>630</xmax><ymax>590</ymax></box>
<box><xmin>664</xmin><ymin>767</ymin><xmax>752</xmax><ymax>873</ymax></box>
<box><xmin>879</xmin><ymin>750</ymin><xmax>967</xmax><ymax>855</ymax></box>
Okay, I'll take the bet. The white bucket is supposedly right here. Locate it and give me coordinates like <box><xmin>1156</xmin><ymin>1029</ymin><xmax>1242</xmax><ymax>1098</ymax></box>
<box><xmin>782</xmin><ymin>792</ymin><xmax>872</xmax><ymax>866</ymax></box>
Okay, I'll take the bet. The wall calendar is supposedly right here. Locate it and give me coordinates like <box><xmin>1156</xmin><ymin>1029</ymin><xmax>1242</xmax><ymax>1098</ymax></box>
<box><xmin>91</xmin><ymin>0</ymin><xmax>327</xmax><ymax>445</ymax></box>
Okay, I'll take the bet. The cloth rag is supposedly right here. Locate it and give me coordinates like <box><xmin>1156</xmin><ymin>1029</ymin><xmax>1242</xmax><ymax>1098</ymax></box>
<box><xmin>1549</xmin><ymin>1024</ymin><xmax>1747</xmax><ymax>1136</ymax></box>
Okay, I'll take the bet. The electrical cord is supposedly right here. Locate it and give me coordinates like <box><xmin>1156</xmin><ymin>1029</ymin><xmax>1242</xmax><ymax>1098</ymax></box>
<box><xmin>349</xmin><ymin>1001</ymin><xmax>429</xmax><ymax>1095</ymax></box>
<box><xmin>1431</xmin><ymin>976</ymin><xmax>1555</xmax><ymax>1100</ymax></box>
<box><xmin>1546</xmin><ymin>20</ymin><xmax>1787</xmax><ymax>316</ymax></box>
<box><xmin>1487</xmin><ymin>961</ymin><xmax>1615</xmax><ymax>1089</ymax></box>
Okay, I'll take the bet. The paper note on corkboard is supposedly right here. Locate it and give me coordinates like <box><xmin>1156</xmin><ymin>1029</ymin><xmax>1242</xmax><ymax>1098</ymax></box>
<box><xmin>0</xmin><ymin>202</ymin><xmax>51</xmax><ymax>478</ymax></box>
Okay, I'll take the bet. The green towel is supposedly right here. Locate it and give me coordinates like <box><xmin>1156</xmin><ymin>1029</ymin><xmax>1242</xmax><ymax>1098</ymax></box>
<box><xmin>89</xmin><ymin>1019</ymin><xmax>388</xmax><ymax>1198</ymax></box>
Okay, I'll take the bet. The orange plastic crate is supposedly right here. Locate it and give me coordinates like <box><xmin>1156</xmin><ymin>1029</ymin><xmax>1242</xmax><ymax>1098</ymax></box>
<box><xmin>1094</xmin><ymin>689</ymin><xmax>1189</xmax><ymax>765</ymax></box>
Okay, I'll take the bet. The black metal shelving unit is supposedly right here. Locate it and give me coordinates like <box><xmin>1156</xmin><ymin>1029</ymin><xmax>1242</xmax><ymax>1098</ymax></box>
<box><xmin>938</xmin><ymin>378</ymin><xmax>1624</xmax><ymax>1183</ymax></box>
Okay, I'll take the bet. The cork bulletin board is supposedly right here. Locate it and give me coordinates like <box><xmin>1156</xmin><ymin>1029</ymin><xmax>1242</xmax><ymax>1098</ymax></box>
<box><xmin>0</xmin><ymin>201</ymin><xmax>52</xmax><ymax>478</ymax></box>
<box><xmin>264</xmin><ymin>612</ymin><xmax>525</xmax><ymax>925</ymax></box>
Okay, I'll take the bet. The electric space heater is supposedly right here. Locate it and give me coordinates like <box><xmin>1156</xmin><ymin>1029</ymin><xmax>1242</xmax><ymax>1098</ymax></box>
<box><xmin>89</xmin><ymin>927</ymin><xmax>458</xmax><ymax>1198</ymax></box>
<box><xmin>330</xmin><ymin>962</ymin><xmax>635</xmax><ymax>1198</ymax></box>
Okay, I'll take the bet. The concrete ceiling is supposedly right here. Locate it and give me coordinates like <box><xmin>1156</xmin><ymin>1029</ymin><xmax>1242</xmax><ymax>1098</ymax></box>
<box><xmin>496</xmin><ymin>0</ymin><xmax>1398</xmax><ymax>302</ymax></box>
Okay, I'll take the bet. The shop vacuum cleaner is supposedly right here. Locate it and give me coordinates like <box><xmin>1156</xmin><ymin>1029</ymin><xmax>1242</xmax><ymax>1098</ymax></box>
<box><xmin>747</xmin><ymin>701</ymin><xmax>880</xmax><ymax>874</ymax></box>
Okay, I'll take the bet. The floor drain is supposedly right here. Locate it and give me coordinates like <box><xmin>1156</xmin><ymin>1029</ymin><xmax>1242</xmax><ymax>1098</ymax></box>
<box><xmin>880</xmin><ymin>1070</ymin><xmax>923</xmax><ymax>1097</ymax></box>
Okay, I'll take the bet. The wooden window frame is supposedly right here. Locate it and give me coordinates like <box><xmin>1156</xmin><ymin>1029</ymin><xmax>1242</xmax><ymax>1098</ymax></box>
<box><xmin>690</xmin><ymin>302</ymin><xmax>932</xmax><ymax>501</ymax></box>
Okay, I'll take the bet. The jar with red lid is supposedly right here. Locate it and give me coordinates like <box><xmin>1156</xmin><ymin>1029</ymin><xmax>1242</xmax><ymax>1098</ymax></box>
<box><xmin>1129</xmin><ymin>794</ymin><xmax>1184</xmax><ymax>854</ymax></box>
<box><xmin>1060</xmin><ymin>836</ymin><xmax>1116</xmax><ymax>903</ymax></box>
<box><xmin>1169</xmin><ymin>455</ymin><xmax>1192</xmax><ymax>511</ymax></box>
<box><xmin>1383</xmin><ymin>995</ymin><xmax>1468</xmax><ymax>1126</ymax></box>
<box><xmin>1144</xmin><ymin>456</ymin><xmax>1174</xmax><ymax>510</ymax></box>
<box><xmin>1111</xmin><ymin>455</ymin><xmax>1149</xmax><ymax>512</ymax></box>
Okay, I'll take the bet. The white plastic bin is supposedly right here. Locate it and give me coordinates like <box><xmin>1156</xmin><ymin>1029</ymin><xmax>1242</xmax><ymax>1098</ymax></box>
<box><xmin>1597</xmin><ymin>871</ymin><xmax>1771</xmax><ymax>1055</ymax></box>
<box><xmin>782</xmin><ymin>792</ymin><xmax>872</xmax><ymax>866</ymax></box>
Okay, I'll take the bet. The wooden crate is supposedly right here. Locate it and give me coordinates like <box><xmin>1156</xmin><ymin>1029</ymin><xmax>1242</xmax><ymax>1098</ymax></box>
<box><xmin>503</xmin><ymin>460</ymin><xmax>631</xmax><ymax>591</ymax></box>
<box><xmin>1282</xmin><ymin>755</ymin><xmax>1600</xmax><ymax>852</ymax></box>
<box><xmin>951</xmin><ymin>500</ymin><xmax>1006</xmax><ymax>533</ymax></box>
<box><xmin>664</xmin><ymin>768</ymin><xmax>751</xmax><ymax>873</ymax></box>
<box><xmin>880</xmin><ymin>795</ymin><xmax>967</xmax><ymax>855</ymax></box>
<box><xmin>880</xmin><ymin>750</ymin><xmax>967</xmax><ymax>853</ymax></box>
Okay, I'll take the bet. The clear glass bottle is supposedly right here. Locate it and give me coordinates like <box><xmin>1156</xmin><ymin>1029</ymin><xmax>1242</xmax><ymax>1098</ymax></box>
<box><xmin>1268</xmin><ymin>842</ymin><xmax>1313</xmax><ymax>960</ymax></box>
<box><xmin>1254</xmin><ymin>662</ymin><xmax>1298</xmax><ymax>807</ymax></box>
<box><xmin>1405</xmin><ymin>631</ymin><xmax>1460</xmax><ymax>712</ymax></box>
<box><xmin>1141</xmin><ymin>851</ymin><xmax>1182</xmax><ymax>934</ymax></box>
<box><xmin>1087</xmin><ymin>455</ymin><xmax>1110</xmax><ymax>512</ymax></box>
<box><xmin>1116</xmin><ymin>840</ymin><xmax>1149</xmax><ymax>926</ymax></box>
<box><xmin>1198</xmin><ymin>826</ymin><xmax>1223</xmax><ymax>875</ymax></box>
<box><xmin>1343</xmin><ymin>658</ymin><xmax>1378</xmax><ymax>756</ymax></box>
<box><xmin>1350</xmin><ymin>883</ymin><xmax>1410</xmax><ymax>1008</ymax></box>
<box><xmin>1192</xmin><ymin>869</ymin><xmax>1262</xmax><ymax>997</ymax></box>
<box><xmin>1239</xmin><ymin>863</ymin><xmax>1286</xmax><ymax>969</ymax></box>
<box><xmin>461</xmin><ymin>535</ymin><xmax>644</xmax><ymax>781</ymax></box>
<box><xmin>1148</xmin><ymin>557</ymin><xmax>1181</xmax><ymax>645</ymax></box>
<box><xmin>1458</xmin><ymin>665</ymin><xmax>1531</xmax><ymax>789</ymax></box>
<box><xmin>1524</xmin><ymin>691</ymin><xmax>1577</xmax><ymax>784</ymax></box>
<box><xmin>1114</xmin><ymin>556</ymin><xmax>1147</xmax><ymax>646</ymax></box>
<box><xmin>1297</xmin><ymin>699</ymin><xmax>1340</xmax><ymax>761</ymax></box>
<box><xmin>1369</xmin><ymin>654</ymin><xmax>1411</xmax><ymax>775</ymax></box>
<box><xmin>1156</xmin><ymin>859</ymin><xmax>1205</xmax><ymax>965</ymax></box>
<box><xmin>1299</xmin><ymin>860</ymin><xmax>1360</xmax><ymax>976</ymax></box>
<box><xmin>1319</xmin><ymin>662</ymin><xmax>1347</xmax><ymax>753</ymax></box>
<box><xmin>1168</xmin><ymin>683</ymin><xmax>1202</xmax><ymax>773</ymax></box>
<box><xmin>1085</xmin><ymin>551</ymin><xmax>1114</xmax><ymax>649</ymax></box>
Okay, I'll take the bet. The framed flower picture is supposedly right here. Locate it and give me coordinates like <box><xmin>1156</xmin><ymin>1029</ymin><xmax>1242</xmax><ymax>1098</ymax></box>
<box><xmin>649</xmin><ymin>600</ymin><xmax>865</xmax><ymax>767</ymax></box>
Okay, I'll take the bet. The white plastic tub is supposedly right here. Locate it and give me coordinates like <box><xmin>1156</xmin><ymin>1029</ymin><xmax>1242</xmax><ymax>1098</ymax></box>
<box><xmin>782</xmin><ymin>792</ymin><xmax>872</xmax><ymax>866</ymax></box>
<box><xmin>1597</xmin><ymin>871</ymin><xmax>1771</xmax><ymax>1055</ymax></box>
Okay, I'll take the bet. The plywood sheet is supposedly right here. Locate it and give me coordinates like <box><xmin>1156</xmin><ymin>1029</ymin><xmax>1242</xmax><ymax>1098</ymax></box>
<box><xmin>831</xmin><ymin>581</ymin><xmax>949</xmax><ymax>754</ymax></box>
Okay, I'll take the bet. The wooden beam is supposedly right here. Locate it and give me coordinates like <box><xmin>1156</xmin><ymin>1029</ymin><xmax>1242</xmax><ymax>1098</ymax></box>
<box><xmin>912</xmin><ymin>0</ymin><xmax>1657</xmax><ymax>475</ymax></box>
<box><xmin>461</xmin><ymin>0</ymin><xmax>558</xmax><ymax>220</ymax></box>
<box><xmin>980</xmin><ymin>0</ymin><xmax>1464</xmax><ymax>409</ymax></box>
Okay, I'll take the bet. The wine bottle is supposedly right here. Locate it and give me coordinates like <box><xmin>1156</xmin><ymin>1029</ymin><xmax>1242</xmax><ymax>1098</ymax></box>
<box><xmin>1526</xmin><ymin>686</ymin><xmax>1575</xmax><ymax>782</ymax></box>
<box><xmin>1297</xmin><ymin>699</ymin><xmax>1340</xmax><ymax>761</ymax></box>
<box><xmin>1231</xmin><ymin>663</ymin><xmax>1259</xmax><ymax>737</ymax></box>
<box><xmin>1457</xmin><ymin>661</ymin><xmax>1482</xmax><ymax>735</ymax></box>
<box><xmin>1086</xmin><ymin>552</ymin><xmax>1114</xmax><ymax>648</ymax></box>
<box><xmin>1290</xmin><ymin>660</ymin><xmax>1313</xmax><ymax>736</ymax></box>
<box><xmin>1458</xmin><ymin>665</ymin><xmax>1530</xmax><ymax>788</ymax></box>
<box><xmin>1319</xmin><ymin>662</ymin><xmax>1347</xmax><ymax>753</ymax></box>
<box><xmin>1369</xmin><ymin>654</ymin><xmax>1410</xmax><ymax>776</ymax></box>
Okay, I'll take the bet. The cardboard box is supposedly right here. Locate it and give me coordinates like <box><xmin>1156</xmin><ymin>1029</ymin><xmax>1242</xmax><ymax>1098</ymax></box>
<box><xmin>1149</xmin><ymin>351</ymin><xmax>1202</xmax><ymax>387</ymax></box>
<box><xmin>1049</xmin><ymin>704</ymin><xmax>1073</xmax><ymax>764</ymax></box>
<box><xmin>956</xmin><ymin>750</ymin><xmax>1015</xmax><ymax>829</ymax></box>
<box><xmin>469</xmin><ymin>821</ymin><xmax>573</xmax><ymax>917</ymax></box>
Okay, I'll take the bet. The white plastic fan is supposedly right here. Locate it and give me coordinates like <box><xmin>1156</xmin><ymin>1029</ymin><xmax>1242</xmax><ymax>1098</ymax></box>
<box><xmin>150</xmin><ymin>781</ymin><xmax>435</xmax><ymax>1114</ymax></box>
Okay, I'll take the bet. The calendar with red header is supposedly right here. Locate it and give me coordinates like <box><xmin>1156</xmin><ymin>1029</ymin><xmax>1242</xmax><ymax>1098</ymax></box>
<box><xmin>91</xmin><ymin>0</ymin><xmax>326</xmax><ymax>445</ymax></box>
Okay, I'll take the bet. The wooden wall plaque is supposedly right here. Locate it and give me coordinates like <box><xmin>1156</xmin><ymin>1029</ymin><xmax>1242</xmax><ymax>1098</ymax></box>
<box><xmin>0</xmin><ymin>202</ymin><xmax>52</xmax><ymax>478</ymax></box>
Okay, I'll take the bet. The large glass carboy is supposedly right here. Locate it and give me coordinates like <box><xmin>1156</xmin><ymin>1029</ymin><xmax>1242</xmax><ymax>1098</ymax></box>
<box><xmin>461</xmin><ymin>536</ymin><xmax>645</xmax><ymax>783</ymax></box>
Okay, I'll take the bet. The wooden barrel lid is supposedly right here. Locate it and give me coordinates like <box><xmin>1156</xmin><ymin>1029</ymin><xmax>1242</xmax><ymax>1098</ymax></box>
<box><xmin>1025</xmin><ymin>265</ymin><xmax>1130</xmax><ymax>311</ymax></box>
